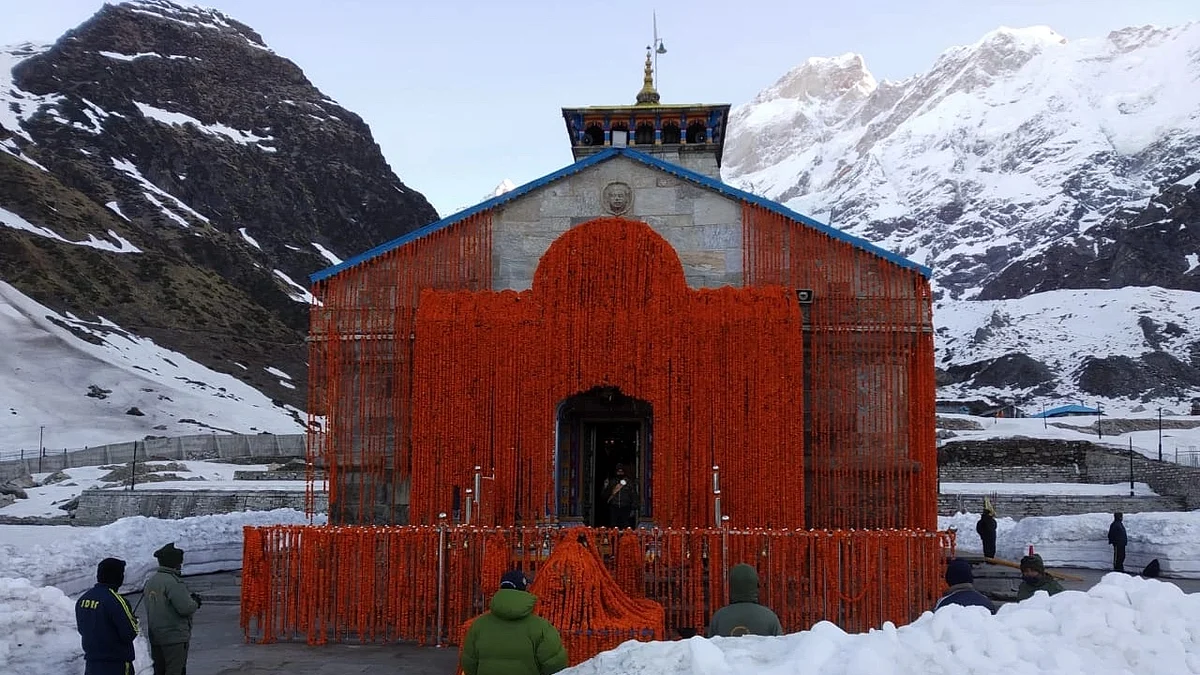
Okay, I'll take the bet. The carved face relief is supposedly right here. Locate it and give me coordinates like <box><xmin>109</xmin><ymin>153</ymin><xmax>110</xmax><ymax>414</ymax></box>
<box><xmin>602</xmin><ymin>182</ymin><xmax>633</xmax><ymax>215</ymax></box>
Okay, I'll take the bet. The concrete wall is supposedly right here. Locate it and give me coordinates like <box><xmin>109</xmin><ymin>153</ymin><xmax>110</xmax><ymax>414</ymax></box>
<box><xmin>0</xmin><ymin>433</ymin><xmax>306</xmax><ymax>480</ymax></box>
<box><xmin>938</xmin><ymin>493</ymin><xmax>1185</xmax><ymax>518</ymax></box>
<box><xmin>73</xmin><ymin>488</ymin><xmax>327</xmax><ymax>525</ymax></box>
<box><xmin>491</xmin><ymin>155</ymin><xmax>742</xmax><ymax>290</ymax></box>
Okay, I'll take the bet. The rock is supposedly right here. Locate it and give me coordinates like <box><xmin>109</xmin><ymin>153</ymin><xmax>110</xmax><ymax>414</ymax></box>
<box><xmin>0</xmin><ymin>484</ymin><xmax>29</xmax><ymax>500</ymax></box>
<box><xmin>58</xmin><ymin>496</ymin><xmax>79</xmax><ymax>512</ymax></box>
<box><xmin>125</xmin><ymin>407</ymin><xmax>145</xmax><ymax>416</ymax></box>
<box><xmin>40</xmin><ymin>470</ymin><xmax>71</xmax><ymax>486</ymax></box>
<box><xmin>0</xmin><ymin>2</ymin><xmax>438</xmax><ymax>410</ymax></box>
<box><xmin>86</xmin><ymin>385</ymin><xmax>112</xmax><ymax>400</ymax></box>
<box><xmin>936</xmin><ymin>416</ymin><xmax>984</xmax><ymax>431</ymax></box>
<box><xmin>0</xmin><ymin>494</ymin><xmax>14</xmax><ymax>509</ymax></box>
<box><xmin>5</xmin><ymin>473</ymin><xmax>37</xmax><ymax>489</ymax></box>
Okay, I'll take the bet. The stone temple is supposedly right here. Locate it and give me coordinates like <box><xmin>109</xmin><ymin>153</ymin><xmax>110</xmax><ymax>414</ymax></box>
<box><xmin>305</xmin><ymin>48</ymin><xmax>938</xmax><ymax>533</ymax></box>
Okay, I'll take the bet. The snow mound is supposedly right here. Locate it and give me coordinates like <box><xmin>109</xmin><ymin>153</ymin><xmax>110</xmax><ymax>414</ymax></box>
<box><xmin>0</xmin><ymin>577</ymin><xmax>152</xmax><ymax>675</ymax></box>
<box><xmin>567</xmin><ymin>574</ymin><xmax>1200</xmax><ymax>675</ymax></box>
<box><xmin>940</xmin><ymin>510</ymin><xmax>1200</xmax><ymax>578</ymax></box>
<box><xmin>0</xmin><ymin>509</ymin><xmax>319</xmax><ymax>597</ymax></box>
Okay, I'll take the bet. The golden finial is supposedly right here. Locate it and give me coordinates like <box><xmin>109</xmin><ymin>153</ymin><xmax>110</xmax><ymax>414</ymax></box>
<box><xmin>636</xmin><ymin>46</ymin><xmax>660</xmax><ymax>106</ymax></box>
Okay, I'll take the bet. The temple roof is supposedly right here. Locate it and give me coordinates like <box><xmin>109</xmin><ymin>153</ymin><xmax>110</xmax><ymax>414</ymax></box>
<box><xmin>311</xmin><ymin>148</ymin><xmax>932</xmax><ymax>283</ymax></box>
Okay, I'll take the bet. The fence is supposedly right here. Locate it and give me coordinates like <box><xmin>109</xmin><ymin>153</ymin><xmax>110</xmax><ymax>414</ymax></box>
<box><xmin>0</xmin><ymin>433</ymin><xmax>307</xmax><ymax>479</ymax></box>
<box><xmin>241</xmin><ymin>524</ymin><xmax>953</xmax><ymax>662</ymax></box>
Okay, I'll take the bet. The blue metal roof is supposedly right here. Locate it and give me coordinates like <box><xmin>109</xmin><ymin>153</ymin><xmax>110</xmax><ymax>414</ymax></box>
<box><xmin>1031</xmin><ymin>404</ymin><xmax>1103</xmax><ymax>418</ymax></box>
<box><xmin>310</xmin><ymin>147</ymin><xmax>932</xmax><ymax>283</ymax></box>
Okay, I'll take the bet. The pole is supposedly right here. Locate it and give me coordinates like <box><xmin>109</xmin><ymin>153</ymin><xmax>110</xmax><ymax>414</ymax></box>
<box><xmin>38</xmin><ymin>425</ymin><xmax>44</xmax><ymax>473</ymax></box>
<box><xmin>1129</xmin><ymin>437</ymin><xmax>1134</xmax><ymax>497</ymax></box>
<box><xmin>465</xmin><ymin>489</ymin><xmax>473</xmax><ymax>524</ymax></box>
<box><xmin>1042</xmin><ymin>403</ymin><xmax>1047</xmax><ymax>429</ymax></box>
<box><xmin>1097</xmin><ymin>402</ymin><xmax>1102</xmax><ymax>439</ymax></box>
<box><xmin>435</xmin><ymin>512</ymin><xmax>448</xmax><ymax>647</ymax></box>
<box><xmin>1158</xmin><ymin>407</ymin><xmax>1163</xmax><ymax>462</ymax></box>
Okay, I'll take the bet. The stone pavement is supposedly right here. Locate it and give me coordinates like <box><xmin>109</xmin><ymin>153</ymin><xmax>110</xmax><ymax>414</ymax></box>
<box><xmin>128</xmin><ymin>572</ymin><xmax>460</xmax><ymax>674</ymax></box>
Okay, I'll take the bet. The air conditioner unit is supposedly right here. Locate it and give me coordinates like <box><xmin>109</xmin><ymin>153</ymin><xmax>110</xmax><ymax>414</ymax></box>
<box><xmin>611</xmin><ymin>130</ymin><xmax>628</xmax><ymax>147</ymax></box>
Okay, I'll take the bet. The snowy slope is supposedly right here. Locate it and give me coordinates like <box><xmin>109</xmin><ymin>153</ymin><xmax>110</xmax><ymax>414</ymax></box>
<box><xmin>724</xmin><ymin>23</ymin><xmax>1200</xmax><ymax>298</ymax></box>
<box><xmin>0</xmin><ymin>281</ymin><xmax>303</xmax><ymax>453</ymax></box>
<box><xmin>724</xmin><ymin>23</ymin><xmax>1200</xmax><ymax>407</ymax></box>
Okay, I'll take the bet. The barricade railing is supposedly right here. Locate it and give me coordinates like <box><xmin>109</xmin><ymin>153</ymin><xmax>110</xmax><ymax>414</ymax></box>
<box><xmin>241</xmin><ymin>524</ymin><xmax>954</xmax><ymax>651</ymax></box>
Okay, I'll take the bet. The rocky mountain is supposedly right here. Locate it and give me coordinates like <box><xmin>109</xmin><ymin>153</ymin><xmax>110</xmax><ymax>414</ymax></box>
<box><xmin>0</xmin><ymin>0</ymin><xmax>438</xmax><ymax>442</ymax></box>
<box><xmin>724</xmin><ymin>23</ymin><xmax>1200</xmax><ymax>409</ymax></box>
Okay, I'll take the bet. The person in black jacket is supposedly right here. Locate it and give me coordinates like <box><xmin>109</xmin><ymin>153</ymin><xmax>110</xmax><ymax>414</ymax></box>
<box><xmin>933</xmin><ymin>558</ymin><xmax>996</xmax><ymax>613</ymax></box>
<box><xmin>1108</xmin><ymin>512</ymin><xmax>1128</xmax><ymax>573</ymax></box>
<box><xmin>976</xmin><ymin>508</ymin><xmax>998</xmax><ymax>559</ymax></box>
<box><xmin>76</xmin><ymin>557</ymin><xmax>139</xmax><ymax>675</ymax></box>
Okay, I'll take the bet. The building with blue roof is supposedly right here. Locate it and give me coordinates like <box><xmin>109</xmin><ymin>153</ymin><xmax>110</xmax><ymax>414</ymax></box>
<box><xmin>309</xmin><ymin>48</ymin><xmax>937</xmax><ymax>534</ymax></box>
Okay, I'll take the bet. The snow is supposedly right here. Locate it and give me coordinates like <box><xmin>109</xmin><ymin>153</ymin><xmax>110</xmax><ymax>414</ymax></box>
<box><xmin>97</xmin><ymin>50</ymin><xmax>195</xmax><ymax>62</ymax></box>
<box><xmin>723</xmin><ymin>21</ymin><xmax>1200</xmax><ymax>304</ymax></box>
<box><xmin>483</xmin><ymin>179</ymin><xmax>517</xmax><ymax>200</ymax></box>
<box><xmin>264</xmin><ymin>366</ymin><xmax>292</xmax><ymax>380</ymax></box>
<box><xmin>0</xmin><ymin>509</ymin><xmax>318</xmax><ymax>597</ymax></box>
<box><xmin>110</xmin><ymin>157</ymin><xmax>212</xmax><ymax>224</ymax></box>
<box><xmin>311</xmin><ymin>242</ymin><xmax>342</xmax><ymax>265</ymax></box>
<box><xmin>0</xmin><ymin>206</ymin><xmax>141</xmax><ymax>253</ymax></box>
<box><xmin>1186</xmin><ymin>254</ymin><xmax>1199</xmax><ymax>274</ymax></box>
<box><xmin>1178</xmin><ymin>171</ymin><xmax>1200</xmax><ymax>188</ymax></box>
<box><xmin>934</xmin><ymin>286</ymin><xmax>1200</xmax><ymax>406</ymax></box>
<box><xmin>272</xmin><ymin>270</ymin><xmax>319</xmax><ymax>305</ymax></box>
<box><xmin>0</xmin><ymin>281</ymin><xmax>304</xmax><ymax>453</ymax></box>
<box><xmin>105</xmin><ymin>201</ymin><xmax>130</xmax><ymax>222</ymax></box>
<box><xmin>0</xmin><ymin>43</ymin><xmax>60</xmax><ymax>143</ymax></box>
<box><xmin>0</xmin><ymin>577</ymin><xmax>154</xmax><ymax>675</ymax></box>
<box><xmin>939</xmin><ymin>415</ymin><xmax>1200</xmax><ymax>459</ymax></box>
<box><xmin>567</xmin><ymin>574</ymin><xmax>1200</xmax><ymax>675</ymax></box>
<box><xmin>0</xmin><ymin>138</ymin><xmax>47</xmax><ymax>171</ymax></box>
<box><xmin>133</xmin><ymin>101</ymin><xmax>276</xmax><ymax>149</ymax></box>
<box><xmin>941</xmin><ymin>482</ymin><xmax>1157</xmax><ymax>496</ymax></box>
<box><xmin>238</xmin><ymin>227</ymin><xmax>261</xmax><ymax>249</ymax></box>
<box><xmin>141</xmin><ymin>192</ymin><xmax>190</xmax><ymax>228</ymax></box>
<box><xmin>941</xmin><ymin>510</ymin><xmax>1200</xmax><ymax>578</ymax></box>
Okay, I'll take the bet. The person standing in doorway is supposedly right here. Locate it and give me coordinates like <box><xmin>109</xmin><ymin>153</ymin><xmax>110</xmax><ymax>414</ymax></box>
<box><xmin>76</xmin><ymin>557</ymin><xmax>139</xmax><ymax>675</ymax></box>
<box><xmin>603</xmin><ymin>463</ymin><xmax>639</xmax><ymax>529</ymax></box>
<box><xmin>144</xmin><ymin>543</ymin><xmax>201</xmax><ymax>675</ymax></box>
<box><xmin>1108</xmin><ymin>512</ymin><xmax>1128</xmax><ymax>573</ymax></box>
<box><xmin>976</xmin><ymin>507</ymin><xmax>998</xmax><ymax>559</ymax></box>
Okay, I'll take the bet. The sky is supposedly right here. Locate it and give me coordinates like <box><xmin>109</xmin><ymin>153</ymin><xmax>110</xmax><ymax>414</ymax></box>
<box><xmin>0</xmin><ymin>0</ymin><xmax>1196</xmax><ymax>218</ymax></box>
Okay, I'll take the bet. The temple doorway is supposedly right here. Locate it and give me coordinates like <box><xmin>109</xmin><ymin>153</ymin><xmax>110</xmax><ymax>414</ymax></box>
<box><xmin>555</xmin><ymin>387</ymin><xmax>652</xmax><ymax>526</ymax></box>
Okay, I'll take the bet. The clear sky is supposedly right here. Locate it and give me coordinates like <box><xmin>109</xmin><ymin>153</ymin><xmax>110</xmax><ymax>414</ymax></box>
<box><xmin>1</xmin><ymin>0</ymin><xmax>1195</xmax><ymax>217</ymax></box>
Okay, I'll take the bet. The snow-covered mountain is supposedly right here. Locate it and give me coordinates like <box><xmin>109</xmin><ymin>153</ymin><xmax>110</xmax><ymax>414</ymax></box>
<box><xmin>724</xmin><ymin>23</ymin><xmax>1200</xmax><ymax>408</ymax></box>
<box><xmin>484</xmin><ymin>179</ymin><xmax>517</xmax><ymax>201</ymax></box>
<box><xmin>0</xmin><ymin>0</ymin><xmax>438</xmax><ymax>448</ymax></box>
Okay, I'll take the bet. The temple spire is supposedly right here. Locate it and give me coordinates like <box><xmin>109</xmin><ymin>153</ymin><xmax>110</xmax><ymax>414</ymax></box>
<box><xmin>635</xmin><ymin>47</ymin><xmax>660</xmax><ymax>106</ymax></box>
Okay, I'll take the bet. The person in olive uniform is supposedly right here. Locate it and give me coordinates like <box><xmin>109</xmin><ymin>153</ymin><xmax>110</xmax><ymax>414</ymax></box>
<box><xmin>143</xmin><ymin>543</ymin><xmax>201</xmax><ymax>675</ymax></box>
<box><xmin>707</xmin><ymin>563</ymin><xmax>783</xmax><ymax>637</ymax></box>
<box><xmin>1016</xmin><ymin>553</ymin><xmax>1065</xmax><ymax>601</ymax></box>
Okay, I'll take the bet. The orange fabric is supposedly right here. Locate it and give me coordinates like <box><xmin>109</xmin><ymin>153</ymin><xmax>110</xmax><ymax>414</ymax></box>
<box><xmin>241</xmin><ymin>524</ymin><xmax>952</xmax><ymax>652</ymax></box>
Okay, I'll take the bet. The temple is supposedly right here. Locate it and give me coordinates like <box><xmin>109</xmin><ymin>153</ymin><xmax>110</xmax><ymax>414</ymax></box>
<box><xmin>244</xmin><ymin>44</ymin><xmax>946</xmax><ymax>662</ymax></box>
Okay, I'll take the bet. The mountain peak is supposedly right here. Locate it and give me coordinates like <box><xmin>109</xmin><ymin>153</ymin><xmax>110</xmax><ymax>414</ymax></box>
<box><xmin>484</xmin><ymin>179</ymin><xmax>516</xmax><ymax>200</ymax></box>
<box><xmin>105</xmin><ymin>0</ymin><xmax>271</xmax><ymax>50</ymax></box>
<box><xmin>973</xmin><ymin>25</ymin><xmax>1068</xmax><ymax>49</ymax></box>
<box><xmin>759</xmin><ymin>52</ymin><xmax>877</xmax><ymax>104</ymax></box>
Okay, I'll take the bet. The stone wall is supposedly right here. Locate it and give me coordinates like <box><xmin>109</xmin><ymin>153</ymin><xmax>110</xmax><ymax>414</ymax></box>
<box><xmin>73</xmin><ymin>488</ymin><xmax>327</xmax><ymax>525</ymax></box>
<box><xmin>939</xmin><ymin>466</ymin><xmax>1083</xmax><ymax>483</ymax></box>
<box><xmin>491</xmin><ymin>155</ymin><xmax>742</xmax><ymax>290</ymax></box>
<box><xmin>938</xmin><ymin>493</ymin><xmax>1185</xmax><ymax>518</ymax></box>
<box><xmin>937</xmin><ymin>438</ymin><xmax>1200</xmax><ymax>512</ymax></box>
<box><xmin>232</xmin><ymin>470</ymin><xmax>315</xmax><ymax>481</ymax></box>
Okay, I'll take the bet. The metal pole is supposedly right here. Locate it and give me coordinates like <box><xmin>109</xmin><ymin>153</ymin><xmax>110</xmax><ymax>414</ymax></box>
<box><xmin>38</xmin><ymin>426</ymin><xmax>44</xmax><ymax>473</ymax></box>
<box><xmin>1097</xmin><ymin>403</ymin><xmax>1102</xmax><ymax>439</ymax></box>
<box><xmin>1129</xmin><ymin>438</ymin><xmax>1134</xmax><ymax>497</ymax></box>
<box><xmin>436</xmin><ymin>512</ymin><xmax>448</xmax><ymax>647</ymax></box>
<box><xmin>474</xmin><ymin>466</ymin><xmax>481</xmax><ymax>505</ymax></box>
<box><xmin>1158</xmin><ymin>408</ymin><xmax>1163</xmax><ymax>462</ymax></box>
<box><xmin>465</xmin><ymin>489</ymin><xmax>473</xmax><ymax>524</ymax></box>
<box><xmin>1042</xmin><ymin>403</ymin><xmax>1047</xmax><ymax>429</ymax></box>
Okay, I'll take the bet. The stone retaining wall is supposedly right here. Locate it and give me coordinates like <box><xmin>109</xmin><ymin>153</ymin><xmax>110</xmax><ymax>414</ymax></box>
<box><xmin>232</xmin><ymin>470</ymin><xmax>317</xmax><ymax>481</ymax></box>
<box><xmin>938</xmin><ymin>493</ymin><xmax>1185</xmax><ymax>518</ymax></box>
<box><xmin>73</xmin><ymin>488</ymin><xmax>327</xmax><ymax>525</ymax></box>
<box><xmin>939</xmin><ymin>466</ymin><xmax>1082</xmax><ymax>483</ymax></box>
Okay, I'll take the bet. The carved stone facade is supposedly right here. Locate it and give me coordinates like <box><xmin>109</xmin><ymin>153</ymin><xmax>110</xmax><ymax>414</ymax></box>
<box><xmin>492</xmin><ymin>155</ymin><xmax>743</xmax><ymax>290</ymax></box>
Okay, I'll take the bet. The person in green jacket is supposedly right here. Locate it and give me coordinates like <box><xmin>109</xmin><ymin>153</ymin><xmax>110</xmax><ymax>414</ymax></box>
<box><xmin>143</xmin><ymin>542</ymin><xmax>201</xmax><ymax>675</ymax></box>
<box><xmin>1016</xmin><ymin>553</ymin><xmax>1066</xmax><ymax>601</ymax></box>
<box><xmin>707</xmin><ymin>563</ymin><xmax>783</xmax><ymax>637</ymax></box>
<box><xmin>461</xmin><ymin>570</ymin><xmax>567</xmax><ymax>675</ymax></box>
